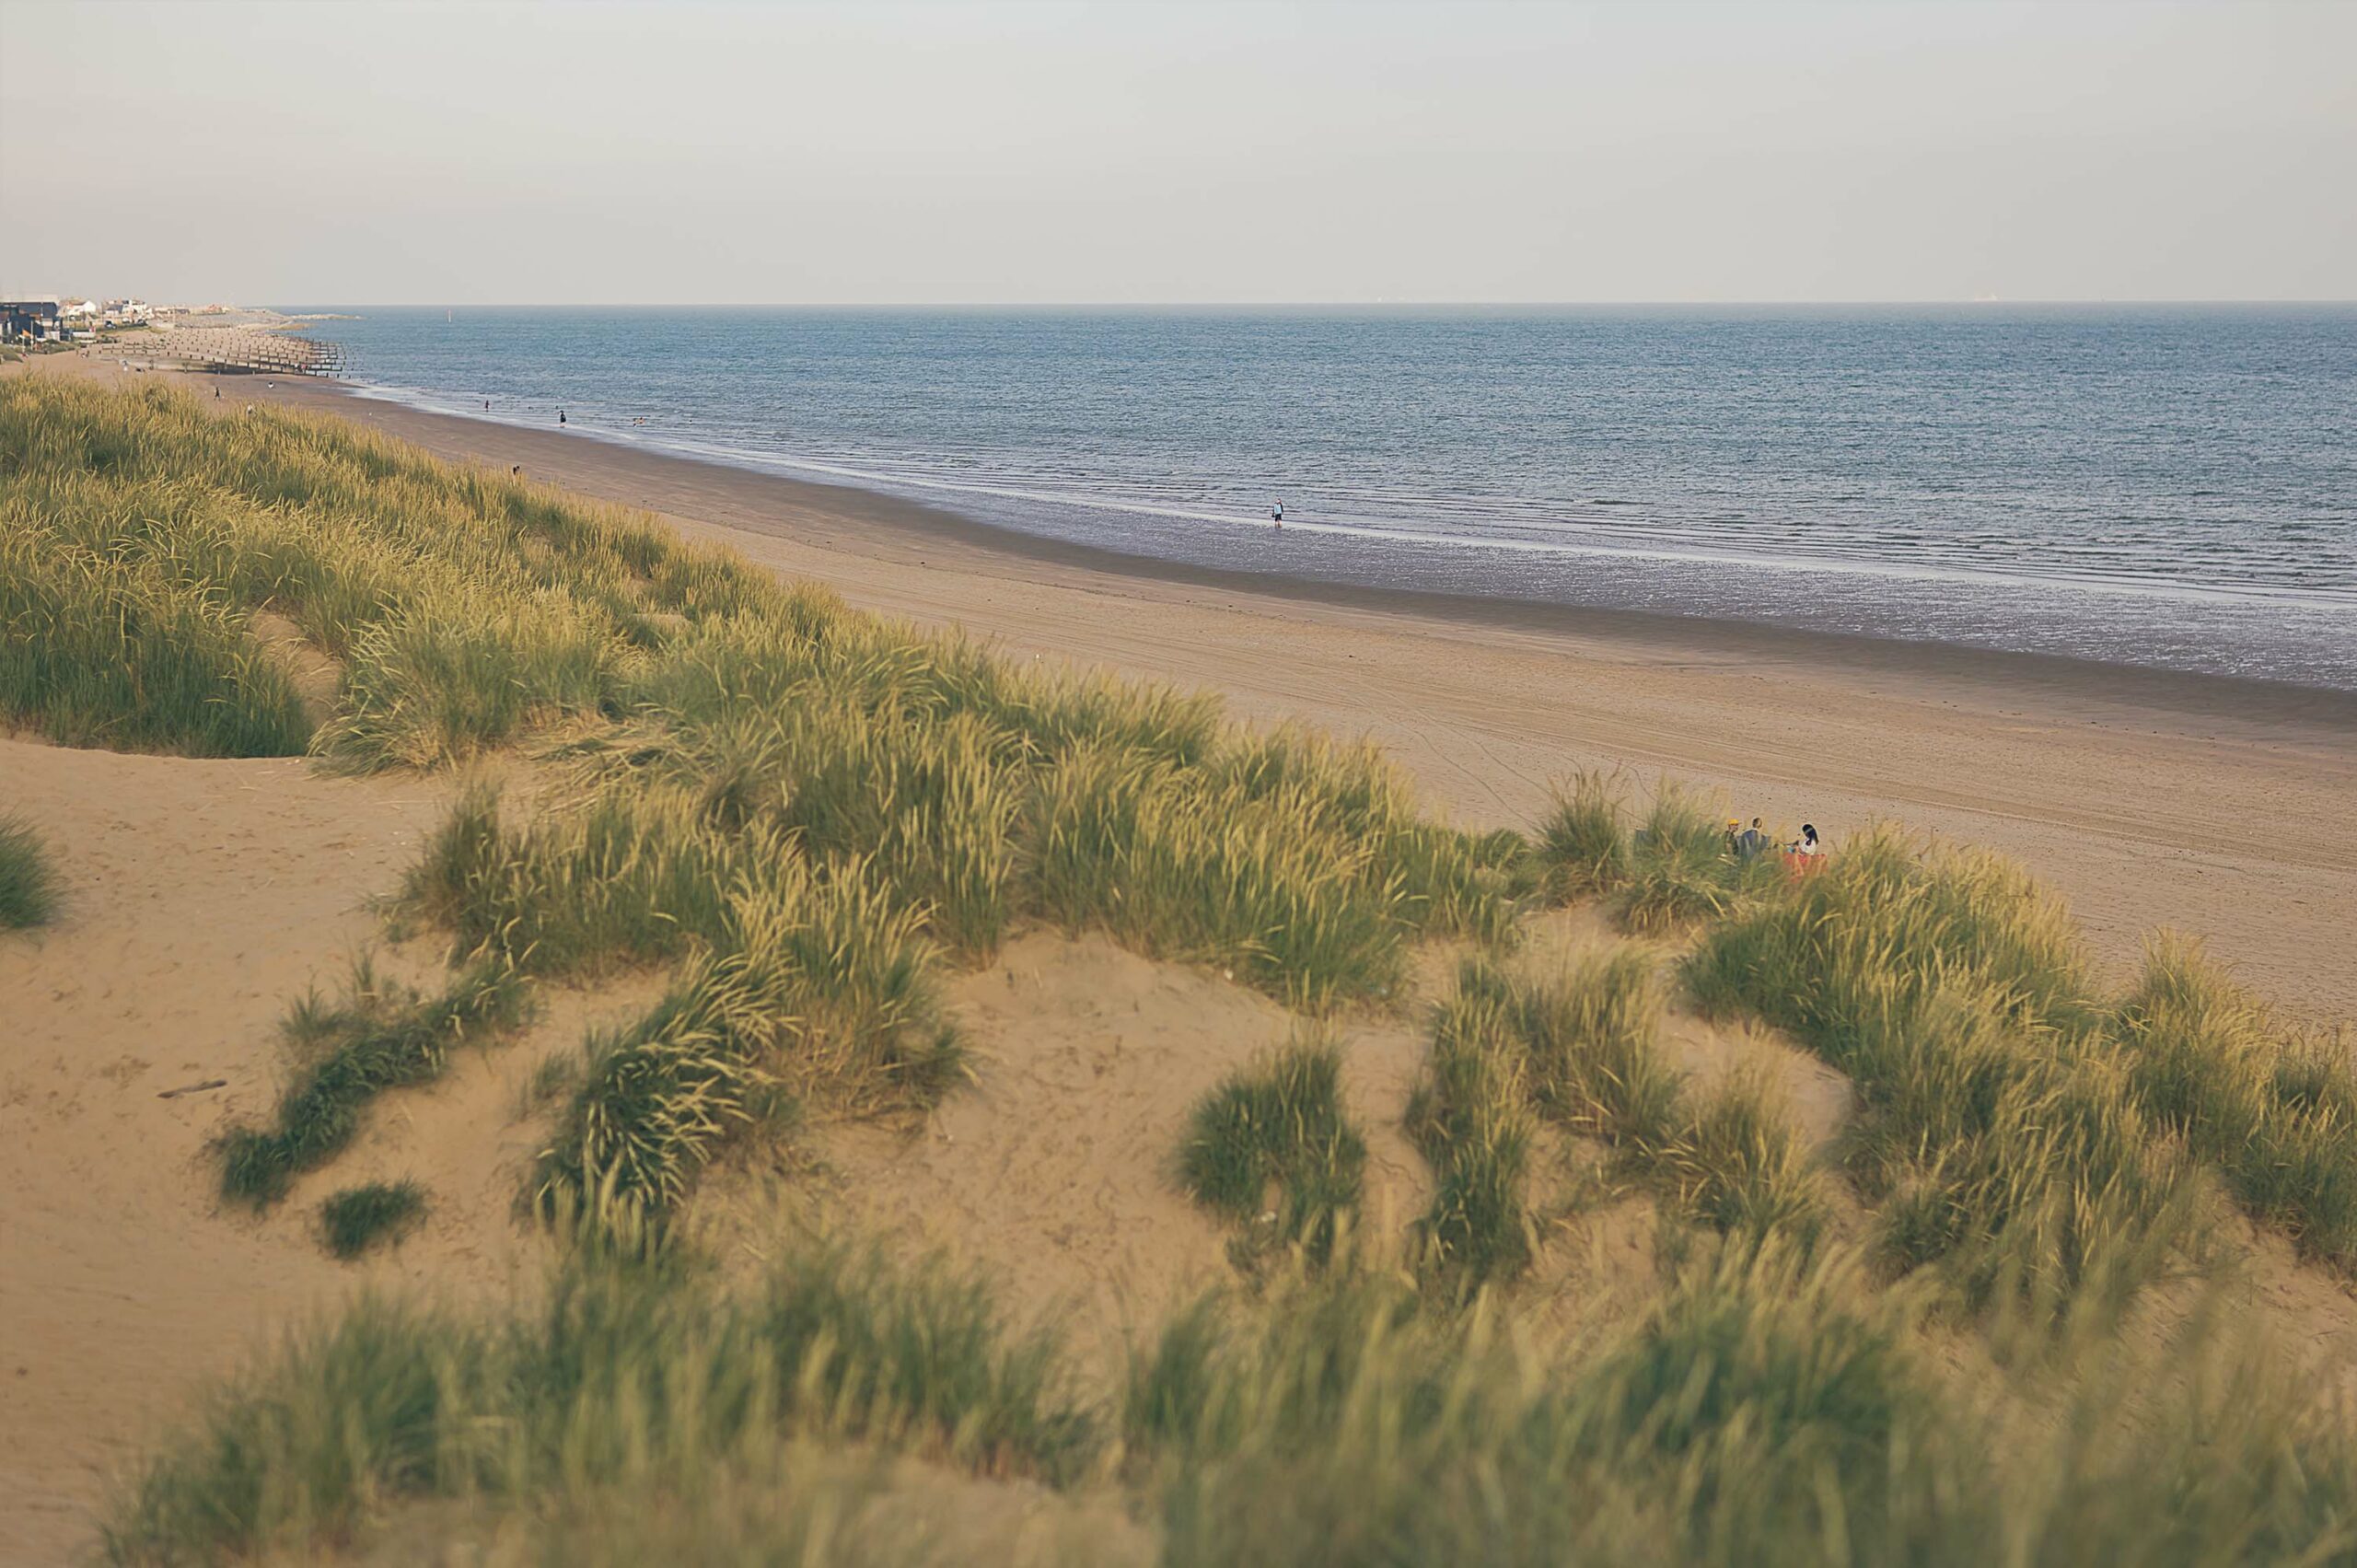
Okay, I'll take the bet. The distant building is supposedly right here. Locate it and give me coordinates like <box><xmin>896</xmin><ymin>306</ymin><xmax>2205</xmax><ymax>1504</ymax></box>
<box><xmin>2</xmin><ymin>299</ymin><xmax>61</xmax><ymax>341</ymax></box>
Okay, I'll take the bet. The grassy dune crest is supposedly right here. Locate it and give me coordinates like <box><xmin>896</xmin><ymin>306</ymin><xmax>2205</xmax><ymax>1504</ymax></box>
<box><xmin>1123</xmin><ymin>1239</ymin><xmax>2357</xmax><ymax>1567</ymax></box>
<box><xmin>105</xmin><ymin>1225</ymin><xmax>2357</xmax><ymax>1564</ymax></box>
<box><xmin>1</xmin><ymin>378</ymin><xmax>1515</xmax><ymax>1222</ymax></box>
<box><xmin>1684</xmin><ymin>833</ymin><xmax>2187</xmax><ymax>1311</ymax></box>
<box><xmin>104</xmin><ymin>1234</ymin><xmax>1091</xmax><ymax>1564</ymax></box>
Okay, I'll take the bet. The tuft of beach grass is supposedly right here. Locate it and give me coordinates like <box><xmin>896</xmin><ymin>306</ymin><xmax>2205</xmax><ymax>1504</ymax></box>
<box><xmin>0</xmin><ymin>814</ymin><xmax>61</xmax><ymax>930</ymax></box>
<box><xmin>318</xmin><ymin>1180</ymin><xmax>429</xmax><ymax>1260</ymax></box>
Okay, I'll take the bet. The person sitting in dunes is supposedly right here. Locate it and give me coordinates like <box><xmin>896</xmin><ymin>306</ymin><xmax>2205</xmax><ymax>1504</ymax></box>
<box><xmin>1736</xmin><ymin>817</ymin><xmax>1769</xmax><ymax>859</ymax></box>
<box><xmin>1780</xmin><ymin>822</ymin><xmax>1826</xmax><ymax>879</ymax></box>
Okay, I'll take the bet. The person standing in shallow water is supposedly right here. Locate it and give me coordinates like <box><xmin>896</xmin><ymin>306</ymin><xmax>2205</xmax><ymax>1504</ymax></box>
<box><xmin>558</xmin><ymin>409</ymin><xmax>566</xmax><ymax>425</ymax></box>
<box><xmin>1271</xmin><ymin>499</ymin><xmax>1284</xmax><ymax>528</ymax></box>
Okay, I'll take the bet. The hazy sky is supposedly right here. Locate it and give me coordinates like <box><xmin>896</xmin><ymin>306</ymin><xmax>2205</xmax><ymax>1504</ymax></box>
<box><xmin>4</xmin><ymin>0</ymin><xmax>2351</xmax><ymax>305</ymax></box>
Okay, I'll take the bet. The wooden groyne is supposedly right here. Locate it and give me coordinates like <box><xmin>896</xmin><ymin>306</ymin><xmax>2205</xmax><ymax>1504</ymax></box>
<box><xmin>136</xmin><ymin>328</ymin><xmax>346</xmax><ymax>377</ymax></box>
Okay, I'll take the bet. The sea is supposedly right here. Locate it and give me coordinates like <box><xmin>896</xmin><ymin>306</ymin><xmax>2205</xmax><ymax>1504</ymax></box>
<box><xmin>289</xmin><ymin>305</ymin><xmax>2357</xmax><ymax>691</ymax></box>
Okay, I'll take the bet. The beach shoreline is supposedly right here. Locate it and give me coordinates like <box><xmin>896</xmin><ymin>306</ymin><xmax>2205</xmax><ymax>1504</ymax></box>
<box><xmin>27</xmin><ymin>354</ymin><xmax>2357</xmax><ymax>1019</ymax></box>
<box><xmin>327</xmin><ymin>377</ymin><xmax>2357</xmax><ymax>727</ymax></box>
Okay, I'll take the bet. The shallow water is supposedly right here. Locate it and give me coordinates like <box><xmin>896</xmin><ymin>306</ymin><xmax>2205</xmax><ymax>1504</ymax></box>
<box><xmin>295</xmin><ymin>305</ymin><xmax>2357</xmax><ymax>689</ymax></box>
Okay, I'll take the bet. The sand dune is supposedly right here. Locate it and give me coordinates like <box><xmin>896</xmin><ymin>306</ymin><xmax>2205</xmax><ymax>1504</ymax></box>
<box><xmin>185</xmin><ymin>363</ymin><xmax>2357</xmax><ymax>1024</ymax></box>
<box><xmin>8</xmin><ymin>357</ymin><xmax>2355</xmax><ymax>1561</ymax></box>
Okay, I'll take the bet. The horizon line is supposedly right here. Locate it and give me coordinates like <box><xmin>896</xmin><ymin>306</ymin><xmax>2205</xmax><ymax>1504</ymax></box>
<box><xmin>246</xmin><ymin>296</ymin><xmax>2357</xmax><ymax>310</ymax></box>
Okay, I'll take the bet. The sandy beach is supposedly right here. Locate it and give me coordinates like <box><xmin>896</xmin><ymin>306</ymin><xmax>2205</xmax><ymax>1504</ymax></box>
<box><xmin>148</xmin><ymin>361</ymin><xmax>2357</xmax><ymax>1024</ymax></box>
<box><xmin>6</xmin><ymin>351</ymin><xmax>2356</xmax><ymax>1562</ymax></box>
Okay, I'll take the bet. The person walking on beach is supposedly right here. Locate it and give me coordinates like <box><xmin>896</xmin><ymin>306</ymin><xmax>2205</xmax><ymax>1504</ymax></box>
<box><xmin>1271</xmin><ymin>499</ymin><xmax>1284</xmax><ymax>528</ymax></box>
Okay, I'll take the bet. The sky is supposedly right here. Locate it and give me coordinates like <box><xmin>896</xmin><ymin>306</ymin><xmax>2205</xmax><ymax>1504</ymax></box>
<box><xmin>3</xmin><ymin>0</ymin><xmax>2351</xmax><ymax>306</ymax></box>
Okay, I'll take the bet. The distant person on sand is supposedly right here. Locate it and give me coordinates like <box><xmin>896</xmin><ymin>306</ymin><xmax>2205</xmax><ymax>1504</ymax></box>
<box><xmin>1271</xmin><ymin>499</ymin><xmax>1284</xmax><ymax>528</ymax></box>
<box><xmin>558</xmin><ymin>409</ymin><xmax>566</xmax><ymax>424</ymax></box>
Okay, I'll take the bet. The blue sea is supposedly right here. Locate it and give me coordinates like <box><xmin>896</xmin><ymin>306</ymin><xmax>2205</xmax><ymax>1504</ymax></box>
<box><xmin>293</xmin><ymin>306</ymin><xmax>2357</xmax><ymax>690</ymax></box>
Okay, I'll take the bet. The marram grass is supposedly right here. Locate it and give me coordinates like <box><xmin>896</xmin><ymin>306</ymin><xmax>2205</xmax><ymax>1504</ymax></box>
<box><xmin>1410</xmin><ymin>950</ymin><xmax>1831</xmax><ymax>1283</ymax></box>
<box><xmin>319</xmin><ymin>1179</ymin><xmax>429</xmax><ymax>1260</ymax></box>
<box><xmin>0</xmin><ymin>813</ymin><xmax>61</xmax><ymax>929</ymax></box>
<box><xmin>1</xmin><ymin>377</ymin><xmax>1520</xmax><ymax>1220</ymax></box>
<box><xmin>1178</xmin><ymin>1034</ymin><xmax>1366</xmax><ymax>1260</ymax></box>
<box><xmin>102</xmin><ymin>1230</ymin><xmax>1092</xmax><ymax>1565</ymax></box>
<box><xmin>101</xmin><ymin>1214</ymin><xmax>2357</xmax><ymax>1566</ymax></box>
<box><xmin>20</xmin><ymin>376</ymin><xmax>2357</xmax><ymax>1565</ymax></box>
<box><xmin>215</xmin><ymin>958</ymin><xmax>528</xmax><ymax>1206</ymax></box>
<box><xmin>1683</xmin><ymin>830</ymin><xmax>2193</xmax><ymax>1316</ymax></box>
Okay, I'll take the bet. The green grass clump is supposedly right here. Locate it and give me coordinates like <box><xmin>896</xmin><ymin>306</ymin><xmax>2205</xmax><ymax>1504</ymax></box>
<box><xmin>1179</xmin><ymin>1037</ymin><xmax>1366</xmax><ymax>1258</ymax></box>
<box><xmin>215</xmin><ymin>959</ymin><xmax>528</xmax><ymax>1206</ymax></box>
<box><xmin>319</xmin><ymin>1180</ymin><xmax>429</xmax><ymax>1260</ymax></box>
<box><xmin>1684</xmin><ymin>830</ymin><xmax>2189</xmax><ymax>1316</ymax></box>
<box><xmin>1533</xmin><ymin>768</ymin><xmax>1630</xmax><ymax>900</ymax></box>
<box><xmin>1412</xmin><ymin>951</ymin><xmax>1828</xmax><ymax>1267</ymax></box>
<box><xmin>103</xmin><ymin>1234</ymin><xmax>1089</xmax><ymax>1564</ymax></box>
<box><xmin>1027</xmin><ymin>742</ymin><xmax>1412</xmax><ymax>1009</ymax></box>
<box><xmin>1509</xmin><ymin>947</ymin><xmax>1685</xmax><ymax>1154</ymax></box>
<box><xmin>1663</xmin><ymin>1067</ymin><xmax>1829</xmax><ymax>1245</ymax></box>
<box><xmin>531</xmin><ymin>865</ymin><xmax>961</xmax><ymax>1228</ymax></box>
<box><xmin>1619</xmin><ymin>785</ymin><xmax>1778</xmax><ymax>935</ymax></box>
<box><xmin>2116</xmin><ymin>935</ymin><xmax>2357</xmax><ymax>1270</ymax></box>
<box><xmin>0</xmin><ymin>494</ymin><xmax>312</xmax><ymax>757</ymax></box>
<box><xmin>1407</xmin><ymin>973</ymin><xmax>1539</xmax><ymax>1284</ymax></box>
<box><xmin>0</xmin><ymin>814</ymin><xmax>60</xmax><ymax>929</ymax></box>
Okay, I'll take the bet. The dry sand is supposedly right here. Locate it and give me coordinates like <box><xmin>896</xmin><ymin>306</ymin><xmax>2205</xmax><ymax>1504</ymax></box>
<box><xmin>6</xmin><ymin>354</ymin><xmax>2355</xmax><ymax>1559</ymax></box>
<box><xmin>0</xmin><ymin>733</ymin><xmax>1342</xmax><ymax>1559</ymax></box>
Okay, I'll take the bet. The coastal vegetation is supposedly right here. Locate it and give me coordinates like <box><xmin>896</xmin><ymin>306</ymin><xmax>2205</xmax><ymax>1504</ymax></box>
<box><xmin>10</xmin><ymin>377</ymin><xmax>2357</xmax><ymax>1562</ymax></box>
<box><xmin>1178</xmin><ymin>1034</ymin><xmax>1366</xmax><ymax>1261</ymax></box>
<box><xmin>0</xmin><ymin>813</ymin><xmax>60</xmax><ymax>929</ymax></box>
<box><xmin>215</xmin><ymin>958</ymin><xmax>527</xmax><ymax>1207</ymax></box>
<box><xmin>317</xmin><ymin>1180</ymin><xmax>429</xmax><ymax>1260</ymax></box>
